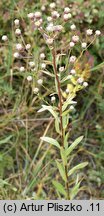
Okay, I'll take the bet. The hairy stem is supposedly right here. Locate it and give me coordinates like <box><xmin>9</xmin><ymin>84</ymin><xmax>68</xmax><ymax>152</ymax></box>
<box><xmin>52</xmin><ymin>45</ymin><xmax>69</xmax><ymax>199</ymax></box>
<box><xmin>52</xmin><ymin>47</ymin><xmax>64</xmax><ymax>145</ymax></box>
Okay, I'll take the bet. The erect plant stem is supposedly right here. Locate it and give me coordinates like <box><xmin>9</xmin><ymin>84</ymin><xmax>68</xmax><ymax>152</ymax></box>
<box><xmin>52</xmin><ymin>44</ymin><xmax>69</xmax><ymax>199</ymax></box>
<box><xmin>52</xmin><ymin>47</ymin><xmax>64</xmax><ymax>145</ymax></box>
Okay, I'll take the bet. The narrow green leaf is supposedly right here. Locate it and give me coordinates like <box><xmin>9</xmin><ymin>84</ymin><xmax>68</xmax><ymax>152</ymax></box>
<box><xmin>64</xmin><ymin>132</ymin><xmax>69</xmax><ymax>149</ymax></box>
<box><xmin>62</xmin><ymin>94</ymin><xmax>76</xmax><ymax>111</ymax></box>
<box><xmin>40</xmin><ymin>136</ymin><xmax>60</xmax><ymax>149</ymax></box>
<box><xmin>56</xmin><ymin>160</ymin><xmax>67</xmax><ymax>182</ymax></box>
<box><xmin>66</xmin><ymin>136</ymin><xmax>84</xmax><ymax>156</ymax></box>
<box><xmin>0</xmin><ymin>135</ymin><xmax>13</xmax><ymax>145</ymax></box>
<box><xmin>52</xmin><ymin>180</ymin><xmax>66</xmax><ymax>196</ymax></box>
<box><xmin>70</xmin><ymin>182</ymin><xmax>81</xmax><ymax>200</ymax></box>
<box><xmin>38</xmin><ymin>105</ymin><xmax>58</xmax><ymax>119</ymax></box>
<box><xmin>68</xmin><ymin>162</ymin><xmax>88</xmax><ymax>177</ymax></box>
<box><xmin>55</xmin><ymin>119</ymin><xmax>61</xmax><ymax>135</ymax></box>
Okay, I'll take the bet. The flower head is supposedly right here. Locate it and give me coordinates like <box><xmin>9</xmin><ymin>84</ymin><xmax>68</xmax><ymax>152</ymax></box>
<box><xmin>69</xmin><ymin>56</ymin><xmax>76</xmax><ymax>63</ymax></box>
<box><xmin>2</xmin><ymin>35</ymin><xmax>8</xmax><ymax>41</ymax></box>
<box><xmin>86</xmin><ymin>29</ymin><xmax>93</xmax><ymax>35</ymax></box>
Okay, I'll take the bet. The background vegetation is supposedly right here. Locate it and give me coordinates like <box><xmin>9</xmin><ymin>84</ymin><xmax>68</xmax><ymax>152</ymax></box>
<box><xmin>0</xmin><ymin>0</ymin><xmax>104</xmax><ymax>199</ymax></box>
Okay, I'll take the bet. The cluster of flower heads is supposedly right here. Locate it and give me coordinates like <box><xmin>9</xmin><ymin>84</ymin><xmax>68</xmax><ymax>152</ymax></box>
<box><xmin>1</xmin><ymin>3</ymin><xmax>101</xmax><ymax>103</ymax></box>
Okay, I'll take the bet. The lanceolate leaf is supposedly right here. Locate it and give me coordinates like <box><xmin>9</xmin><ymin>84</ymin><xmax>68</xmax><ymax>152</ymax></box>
<box><xmin>38</xmin><ymin>105</ymin><xmax>58</xmax><ymax>119</ymax></box>
<box><xmin>52</xmin><ymin>180</ymin><xmax>66</xmax><ymax>196</ymax></box>
<box><xmin>56</xmin><ymin>160</ymin><xmax>67</xmax><ymax>182</ymax></box>
<box><xmin>68</xmin><ymin>162</ymin><xmax>88</xmax><ymax>177</ymax></box>
<box><xmin>70</xmin><ymin>181</ymin><xmax>81</xmax><ymax>200</ymax></box>
<box><xmin>0</xmin><ymin>135</ymin><xmax>13</xmax><ymax>145</ymax></box>
<box><xmin>62</xmin><ymin>94</ymin><xmax>76</xmax><ymax>111</ymax></box>
<box><xmin>40</xmin><ymin>137</ymin><xmax>60</xmax><ymax>149</ymax></box>
<box><xmin>66</xmin><ymin>136</ymin><xmax>84</xmax><ymax>156</ymax></box>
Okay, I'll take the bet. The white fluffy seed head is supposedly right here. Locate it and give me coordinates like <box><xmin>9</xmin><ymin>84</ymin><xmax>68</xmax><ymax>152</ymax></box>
<box><xmin>72</xmin><ymin>35</ymin><xmax>79</xmax><ymax>42</ymax></box>
<box><xmin>16</xmin><ymin>43</ymin><xmax>23</xmax><ymax>51</ymax></box>
<box><xmin>13</xmin><ymin>52</ymin><xmax>19</xmax><ymax>58</ymax></box>
<box><xmin>37</xmin><ymin>79</ymin><xmax>43</xmax><ymax>85</ymax></box>
<box><xmin>15</xmin><ymin>28</ymin><xmax>21</xmax><ymax>35</ymax></box>
<box><xmin>14</xmin><ymin>19</ymin><xmax>19</xmax><ymax>26</ymax></box>
<box><xmin>33</xmin><ymin>87</ymin><xmax>39</xmax><ymax>94</ymax></box>
<box><xmin>51</xmin><ymin>96</ymin><xmax>56</xmax><ymax>102</ymax></box>
<box><xmin>95</xmin><ymin>30</ymin><xmax>101</xmax><ymax>36</ymax></box>
<box><xmin>20</xmin><ymin>66</ymin><xmax>25</xmax><ymax>72</ymax></box>
<box><xmin>50</xmin><ymin>2</ymin><xmax>56</xmax><ymax>9</ymax></box>
<box><xmin>81</xmin><ymin>42</ymin><xmax>87</xmax><ymax>48</ymax></box>
<box><xmin>63</xmin><ymin>13</ymin><xmax>72</xmax><ymax>21</ymax></box>
<box><xmin>27</xmin><ymin>76</ymin><xmax>33</xmax><ymax>81</ymax></box>
<box><xmin>2</xmin><ymin>35</ymin><xmax>8</xmax><ymax>41</ymax></box>
<box><xmin>70</xmin><ymin>24</ymin><xmax>76</xmax><ymax>30</ymax></box>
<box><xmin>59</xmin><ymin>66</ymin><xmax>65</xmax><ymax>72</ymax></box>
<box><xmin>29</xmin><ymin>61</ymin><xmax>35</xmax><ymax>67</ymax></box>
<box><xmin>40</xmin><ymin>53</ymin><xmax>45</xmax><ymax>59</ymax></box>
<box><xmin>27</xmin><ymin>13</ymin><xmax>34</xmax><ymax>19</ymax></box>
<box><xmin>69</xmin><ymin>41</ymin><xmax>75</xmax><ymax>47</ymax></box>
<box><xmin>86</xmin><ymin>29</ymin><xmax>93</xmax><ymax>35</ymax></box>
<box><xmin>41</xmin><ymin>63</ymin><xmax>46</xmax><ymax>69</ymax></box>
<box><xmin>77</xmin><ymin>77</ymin><xmax>84</xmax><ymax>84</ymax></box>
<box><xmin>26</xmin><ymin>44</ymin><xmax>31</xmax><ymax>50</ymax></box>
<box><xmin>83</xmin><ymin>81</ymin><xmax>88</xmax><ymax>87</ymax></box>
<box><xmin>64</xmin><ymin>7</ymin><xmax>71</xmax><ymax>14</ymax></box>
<box><xmin>70</xmin><ymin>69</ymin><xmax>76</xmax><ymax>75</ymax></box>
<box><xmin>69</xmin><ymin>56</ymin><xmax>76</xmax><ymax>63</ymax></box>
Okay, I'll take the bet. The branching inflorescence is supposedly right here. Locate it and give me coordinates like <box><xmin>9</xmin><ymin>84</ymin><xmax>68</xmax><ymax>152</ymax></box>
<box><xmin>2</xmin><ymin>2</ymin><xmax>101</xmax><ymax>200</ymax></box>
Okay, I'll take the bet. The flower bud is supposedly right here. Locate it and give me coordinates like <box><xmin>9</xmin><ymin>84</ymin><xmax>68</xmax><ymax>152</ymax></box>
<box><xmin>70</xmin><ymin>24</ymin><xmax>76</xmax><ymax>30</ymax></box>
<box><xmin>20</xmin><ymin>66</ymin><xmax>25</xmax><ymax>72</ymax></box>
<box><xmin>81</xmin><ymin>42</ymin><xmax>87</xmax><ymax>48</ymax></box>
<box><xmin>64</xmin><ymin>7</ymin><xmax>71</xmax><ymax>14</ymax></box>
<box><xmin>70</xmin><ymin>69</ymin><xmax>76</xmax><ymax>75</ymax></box>
<box><xmin>37</xmin><ymin>79</ymin><xmax>43</xmax><ymax>85</ymax></box>
<box><xmin>14</xmin><ymin>19</ymin><xmax>19</xmax><ymax>26</ymax></box>
<box><xmin>29</xmin><ymin>61</ymin><xmax>35</xmax><ymax>67</ymax></box>
<box><xmin>40</xmin><ymin>53</ymin><xmax>45</xmax><ymax>59</ymax></box>
<box><xmin>77</xmin><ymin>77</ymin><xmax>84</xmax><ymax>84</ymax></box>
<box><xmin>15</xmin><ymin>28</ymin><xmax>21</xmax><ymax>35</ymax></box>
<box><xmin>16</xmin><ymin>43</ymin><xmax>23</xmax><ymax>51</ymax></box>
<box><xmin>69</xmin><ymin>41</ymin><xmax>75</xmax><ymax>47</ymax></box>
<box><xmin>72</xmin><ymin>35</ymin><xmax>79</xmax><ymax>42</ymax></box>
<box><xmin>13</xmin><ymin>52</ymin><xmax>19</xmax><ymax>58</ymax></box>
<box><xmin>95</xmin><ymin>30</ymin><xmax>101</xmax><ymax>36</ymax></box>
<box><xmin>63</xmin><ymin>13</ymin><xmax>72</xmax><ymax>21</ymax></box>
<box><xmin>83</xmin><ymin>82</ymin><xmax>88</xmax><ymax>87</ymax></box>
<box><xmin>51</xmin><ymin>96</ymin><xmax>56</xmax><ymax>102</ymax></box>
<box><xmin>2</xmin><ymin>35</ymin><xmax>8</xmax><ymax>41</ymax></box>
<box><xmin>41</xmin><ymin>63</ymin><xmax>46</xmax><ymax>69</ymax></box>
<box><xmin>26</xmin><ymin>44</ymin><xmax>31</xmax><ymax>50</ymax></box>
<box><xmin>27</xmin><ymin>75</ymin><xmax>33</xmax><ymax>81</ymax></box>
<box><xmin>86</xmin><ymin>29</ymin><xmax>93</xmax><ymax>35</ymax></box>
<box><xmin>69</xmin><ymin>56</ymin><xmax>76</xmax><ymax>63</ymax></box>
<box><xmin>59</xmin><ymin>66</ymin><xmax>65</xmax><ymax>72</ymax></box>
<box><xmin>33</xmin><ymin>87</ymin><xmax>39</xmax><ymax>94</ymax></box>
